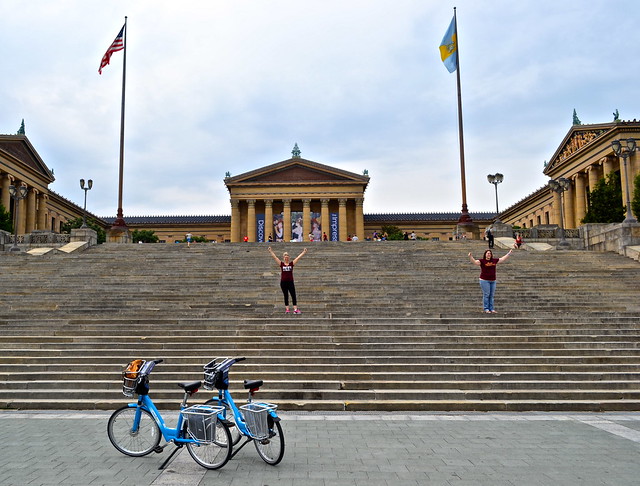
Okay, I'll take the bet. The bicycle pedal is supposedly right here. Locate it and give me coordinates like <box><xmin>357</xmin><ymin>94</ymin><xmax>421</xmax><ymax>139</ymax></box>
<box><xmin>153</xmin><ymin>445</ymin><xmax>166</xmax><ymax>454</ymax></box>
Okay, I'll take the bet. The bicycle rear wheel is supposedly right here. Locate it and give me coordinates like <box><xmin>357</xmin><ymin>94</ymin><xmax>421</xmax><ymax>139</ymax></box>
<box><xmin>254</xmin><ymin>418</ymin><xmax>284</xmax><ymax>465</ymax></box>
<box><xmin>107</xmin><ymin>406</ymin><xmax>161</xmax><ymax>457</ymax></box>
<box><xmin>186</xmin><ymin>420</ymin><xmax>232</xmax><ymax>469</ymax></box>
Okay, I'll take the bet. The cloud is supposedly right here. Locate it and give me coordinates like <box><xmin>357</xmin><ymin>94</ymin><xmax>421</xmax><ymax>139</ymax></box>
<box><xmin>1</xmin><ymin>0</ymin><xmax>639</xmax><ymax>219</ymax></box>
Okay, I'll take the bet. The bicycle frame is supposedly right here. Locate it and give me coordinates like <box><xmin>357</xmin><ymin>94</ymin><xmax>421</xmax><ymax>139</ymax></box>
<box><xmin>127</xmin><ymin>395</ymin><xmax>191</xmax><ymax>445</ymax></box>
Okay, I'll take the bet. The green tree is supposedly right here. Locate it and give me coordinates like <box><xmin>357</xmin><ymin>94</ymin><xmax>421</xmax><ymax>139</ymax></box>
<box><xmin>180</xmin><ymin>235</ymin><xmax>208</xmax><ymax>243</ymax></box>
<box><xmin>632</xmin><ymin>173</ymin><xmax>640</xmax><ymax>221</ymax></box>
<box><xmin>581</xmin><ymin>172</ymin><xmax>624</xmax><ymax>224</ymax></box>
<box><xmin>131</xmin><ymin>229</ymin><xmax>159</xmax><ymax>243</ymax></box>
<box><xmin>380</xmin><ymin>224</ymin><xmax>404</xmax><ymax>240</ymax></box>
<box><xmin>60</xmin><ymin>217</ymin><xmax>107</xmax><ymax>244</ymax></box>
<box><xmin>0</xmin><ymin>203</ymin><xmax>12</xmax><ymax>233</ymax></box>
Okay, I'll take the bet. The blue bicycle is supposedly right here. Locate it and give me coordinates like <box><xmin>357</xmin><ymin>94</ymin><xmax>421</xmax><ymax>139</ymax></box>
<box><xmin>107</xmin><ymin>359</ymin><xmax>233</xmax><ymax>470</ymax></box>
<box><xmin>203</xmin><ymin>357</ymin><xmax>285</xmax><ymax>465</ymax></box>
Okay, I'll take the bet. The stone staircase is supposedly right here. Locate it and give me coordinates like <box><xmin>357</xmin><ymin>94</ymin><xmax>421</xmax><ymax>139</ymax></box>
<box><xmin>1</xmin><ymin>241</ymin><xmax>640</xmax><ymax>411</ymax></box>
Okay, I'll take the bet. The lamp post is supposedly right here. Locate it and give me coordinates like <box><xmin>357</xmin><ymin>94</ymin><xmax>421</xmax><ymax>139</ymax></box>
<box><xmin>8</xmin><ymin>184</ymin><xmax>29</xmax><ymax>252</ymax></box>
<box><xmin>611</xmin><ymin>138</ymin><xmax>637</xmax><ymax>224</ymax></box>
<box><xmin>487</xmin><ymin>173</ymin><xmax>504</xmax><ymax>223</ymax></box>
<box><xmin>548</xmin><ymin>177</ymin><xmax>571</xmax><ymax>249</ymax></box>
<box><xmin>80</xmin><ymin>179</ymin><xmax>93</xmax><ymax>228</ymax></box>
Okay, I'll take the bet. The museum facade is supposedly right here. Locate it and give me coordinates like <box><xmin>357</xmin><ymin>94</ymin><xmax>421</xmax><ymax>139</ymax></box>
<box><xmin>2</xmin><ymin>119</ymin><xmax>639</xmax><ymax>245</ymax></box>
<box><xmin>0</xmin><ymin>134</ymin><xmax>99</xmax><ymax>237</ymax></box>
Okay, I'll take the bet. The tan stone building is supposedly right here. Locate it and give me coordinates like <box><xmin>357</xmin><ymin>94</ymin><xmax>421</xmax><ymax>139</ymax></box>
<box><xmin>500</xmin><ymin>120</ymin><xmax>640</xmax><ymax>229</ymax></box>
<box><xmin>0</xmin><ymin>134</ymin><xmax>93</xmax><ymax>235</ymax></box>
<box><xmin>6</xmin><ymin>119</ymin><xmax>638</xmax><ymax>245</ymax></box>
<box><xmin>224</xmin><ymin>146</ymin><xmax>370</xmax><ymax>242</ymax></box>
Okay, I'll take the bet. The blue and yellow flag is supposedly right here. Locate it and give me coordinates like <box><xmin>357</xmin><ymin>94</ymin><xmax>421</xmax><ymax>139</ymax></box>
<box><xmin>439</xmin><ymin>16</ymin><xmax>457</xmax><ymax>73</ymax></box>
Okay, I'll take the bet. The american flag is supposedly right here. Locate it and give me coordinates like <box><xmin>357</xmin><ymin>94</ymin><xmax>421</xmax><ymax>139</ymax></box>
<box><xmin>98</xmin><ymin>26</ymin><xmax>125</xmax><ymax>75</ymax></box>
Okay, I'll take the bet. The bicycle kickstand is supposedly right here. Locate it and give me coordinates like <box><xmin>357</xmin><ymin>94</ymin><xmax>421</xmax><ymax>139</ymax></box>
<box><xmin>230</xmin><ymin>437</ymin><xmax>253</xmax><ymax>460</ymax></box>
<box><xmin>158</xmin><ymin>443</ymin><xmax>183</xmax><ymax>470</ymax></box>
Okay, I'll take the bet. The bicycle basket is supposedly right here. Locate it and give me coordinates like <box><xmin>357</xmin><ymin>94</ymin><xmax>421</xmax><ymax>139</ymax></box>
<box><xmin>122</xmin><ymin>359</ymin><xmax>145</xmax><ymax>397</ymax></box>
<box><xmin>182</xmin><ymin>404</ymin><xmax>224</xmax><ymax>443</ymax></box>
<box><xmin>239</xmin><ymin>402</ymin><xmax>277</xmax><ymax>440</ymax></box>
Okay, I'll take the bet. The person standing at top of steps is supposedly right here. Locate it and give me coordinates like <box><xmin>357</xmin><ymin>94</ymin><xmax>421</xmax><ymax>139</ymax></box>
<box><xmin>468</xmin><ymin>249</ymin><xmax>513</xmax><ymax>314</ymax></box>
<box><xmin>268</xmin><ymin>246</ymin><xmax>308</xmax><ymax>314</ymax></box>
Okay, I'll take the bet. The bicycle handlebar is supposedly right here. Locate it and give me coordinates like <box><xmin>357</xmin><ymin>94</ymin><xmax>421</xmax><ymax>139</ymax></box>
<box><xmin>139</xmin><ymin>358</ymin><xmax>164</xmax><ymax>377</ymax></box>
<box><xmin>204</xmin><ymin>357</ymin><xmax>246</xmax><ymax>371</ymax></box>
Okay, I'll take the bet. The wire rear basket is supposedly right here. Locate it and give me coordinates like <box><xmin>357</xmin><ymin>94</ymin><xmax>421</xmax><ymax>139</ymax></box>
<box><xmin>182</xmin><ymin>404</ymin><xmax>224</xmax><ymax>443</ymax></box>
<box><xmin>240</xmin><ymin>402</ymin><xmax>277</xmax><ymax>440</ymax></box>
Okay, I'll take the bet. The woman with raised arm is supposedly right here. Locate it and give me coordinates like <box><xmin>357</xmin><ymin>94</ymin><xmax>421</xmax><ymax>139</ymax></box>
<box><xmin>268</xmin><ymin>247</ymin><xmax>308</xmax><ymax>314</ymax></box>
<box><xmin>468</xmin><ymin>249</ymin><xmax>513</xmax><ymax>314</ymax></box>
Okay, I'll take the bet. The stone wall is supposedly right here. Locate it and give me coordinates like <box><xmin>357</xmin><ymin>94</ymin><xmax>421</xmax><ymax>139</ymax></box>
<box><xmin>581</xmin><ymin>223</ymin><xmax>640</xmax><ymax>253</ymax></box>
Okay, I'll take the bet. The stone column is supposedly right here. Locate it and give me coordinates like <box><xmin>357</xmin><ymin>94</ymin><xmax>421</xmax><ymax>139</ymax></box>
<box><xmin>355</xmin><ymin>197</ymin><xmax>364</xmax><ymax>241</ymax></box>
<box><xmin>17</xmin><ymin>187</ymin><xmax>27</xmax><ymax>235</ymax></box>
<box><xmin>264</xmin><ymin>199</ymin><xmax>273</xmax><ymax>242</ymax></box>
<box><xmin>338</xmin><ymin>198</ymin><xmax>348</xmax><ymax>241</ymax></box>
<box><xmin>26</xmin><ymin>187</ymin><xmax>37</xmax><ymax>233</ymax></box>
<box><xmin>321</xmin><ymin>199</ymin><xmax>329</xmax><ymax>240</ymax></box>
<box><xmin>574</xmin><ymin>173</ymin><xmax>587</xmax><ymax>226</ymax></box>
<box><xmin>552</xmin><ymin>189</ymin><xmax>562</xmax><ymax>226</ymax></box>
<box><xmin>247</xmin><ymin>199</ymin><xmax>256</xmax><ymax>242</ymax></box>
<box><xmin>564</xmin><ymin>181</ymin><xmax>575</xmax><ymax>229</ymax></box>
<box><xmin>602</xmin><ymin>156</ymin><xmax>615</xmax><ymax>177</ymax></box>
<box><xmin>586</xmin><ymin>165</ymin><xmax>599</xmax><ymax>194</ymax></box>
<box><xmin>283</xmin><ymin>199</ymin><xmax>292</xmax><ymax>242</ymax></box>
<box><xmin>37</xmin><ymin>193</ymin><xmax>48</xmax><ymax>231</ymax></box>
<box><xmin>230</xmin><ymin>198</ymin><xmax>240</xmax><ymax>242</ymax></box>
<box><xmin>631</xmin><ymin>153</ymin><xmax>639</xmax><ymax>183</ymax></box>
<box><xmin>302</xmin><ymin>199</ymin><xmax>311</xmax><ymax>241</ymax></box>
<box><xmin>1</xmin><ymin>173</ymin><xmax>12</xmax><ymax>211</ymax></box>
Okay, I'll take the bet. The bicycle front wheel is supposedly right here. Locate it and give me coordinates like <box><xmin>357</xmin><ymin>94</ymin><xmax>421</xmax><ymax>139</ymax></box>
<box><xmin>107</xmin><ymin>406</ymin><xmax>161</xmax><ymax>457</ymax></box>
<box><xmin>186</xmin><ymin>420</ymin><xmax>232</xmax><ymax>469</ymax></box>
<box><xmin>254</xmin><ymin>418</ymin><xmax>285</xmax><ymax>465</ymax></box>
<box><xmin>205</xmin><ymin>398</ymin><xmax>242</xmax><ymax>446</ymax></box>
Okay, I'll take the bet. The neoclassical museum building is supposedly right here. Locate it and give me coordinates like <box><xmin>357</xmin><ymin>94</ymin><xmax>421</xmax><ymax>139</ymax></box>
<box><xmin>1</xmin><ymin>118</ymin><xmax>639</xmax><ymax>244</ymax></box>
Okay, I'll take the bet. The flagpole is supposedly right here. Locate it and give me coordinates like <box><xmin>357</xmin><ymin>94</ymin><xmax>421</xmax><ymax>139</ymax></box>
<box><xmin>453</xmin><ymin>7</ymin><xmax>474</xmax><ymax>227</ymax></box>
<box><xmin>112</xmin><ymin>16</ymin><xmax>128</xmax><ymax>230</ymax></box>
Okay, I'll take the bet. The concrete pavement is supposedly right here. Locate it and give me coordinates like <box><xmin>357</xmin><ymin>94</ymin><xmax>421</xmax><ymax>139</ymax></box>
<box><xmin>1</xmin><ymin>411</ymin><xmax>640</xmax><ymax>485</ymax></box>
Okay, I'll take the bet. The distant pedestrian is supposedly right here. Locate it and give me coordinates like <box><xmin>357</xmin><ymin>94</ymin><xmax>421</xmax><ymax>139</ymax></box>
<box><xmin>485</xmin><ymin>226</ymin><xmax>494</xmax><ymax>248</ymax></box>
<box><xmin>268</xmin><ymin>246</ymin><xmax>308</xmax><ymax>314</ymax></box>
<box><xmin>514</xmin><ymin>233</ymin><xmax>524</xmax><ymax>249</ymax></box>
<box><xmin>186</xmin><ymin>233</ymin><xmax>192</xmax><ymax>248</ymax></box>
<box><xmin>468</xmin><ymin>249</ymin><xmax>513</xmax><ymax>314</ymax></box>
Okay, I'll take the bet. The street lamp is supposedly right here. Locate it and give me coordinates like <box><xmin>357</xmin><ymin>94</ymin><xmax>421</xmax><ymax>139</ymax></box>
<box><xmin>548</xmin><ymin>177</ymin><xmax>571</xmax><ymax>249</ymax></box>
<box><xmin>611</xmin><ymin>138</ymin><xmax>637</xmax><ymax>224</ymax></box>
<box><xmin>80</xmin><ymin>179</ymin><xmax>93</xmax><ymax>228</ymax></box>
<box><xmin>8</xmin><ymin>184</ymin><xmax>29</xmax><ymax>252</ymax></box>
<box><xmin>487</xmin><ymin>173</ymin><xmax>504</xmax><ymax>223</ymax></box>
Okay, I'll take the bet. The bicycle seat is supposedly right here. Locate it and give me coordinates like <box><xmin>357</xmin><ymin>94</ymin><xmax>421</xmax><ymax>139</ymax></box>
<box><xmin>243</xmin><ymin>379</ymin><xmax>263</xmax><ymax>390</ymax></box>
<box><xmin>178</xmin><ymin>381</ymin><xmax>202</xmax><ymax>392</ymax></box>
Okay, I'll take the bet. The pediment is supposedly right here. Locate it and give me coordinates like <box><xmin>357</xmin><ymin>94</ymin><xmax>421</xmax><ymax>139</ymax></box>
<box><xmin>544</xmin><ymin>125</ymin><xmax>611</xmax><ymax>173</ymax></box>
<box><xmin>226</xmin><ymin>158</ymin><xmax>369</xmax><ymax>186</ymax></box>
<box><xmin>0</xmin><ymin>135</ymin><xmax>55</xmax><ymax>182</ymax></box>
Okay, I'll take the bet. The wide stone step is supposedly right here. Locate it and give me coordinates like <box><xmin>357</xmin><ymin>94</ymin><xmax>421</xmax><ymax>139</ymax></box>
<box><xmin>1</xmin><ymin>241</ymin><xmax>639</xmax><ymax>411</ymax></box>
<box><xmin>3</xmin><ymin>396</ymin><xmax>640</xmax><ymax>412</ymax></box>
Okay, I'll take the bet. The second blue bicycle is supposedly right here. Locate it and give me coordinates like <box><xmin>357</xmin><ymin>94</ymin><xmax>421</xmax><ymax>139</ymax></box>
<box><xmin>203</xmin><ymin>357</ymin><xmax>285</xmax><ymax>465</ymax></box>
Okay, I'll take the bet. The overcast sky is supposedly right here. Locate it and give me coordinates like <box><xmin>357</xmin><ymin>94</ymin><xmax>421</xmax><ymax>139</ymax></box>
<box><xmin>2</xmin><ymin>0</ymin><xmax>639</xmax><ymax>219</ymax></box>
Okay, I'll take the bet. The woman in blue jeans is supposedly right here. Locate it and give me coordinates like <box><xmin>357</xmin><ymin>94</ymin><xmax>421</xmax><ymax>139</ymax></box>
<box><xmin>468</xmin><ymin>249</ymin><xmax>513</xmax><ymax>313</ymax></box>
